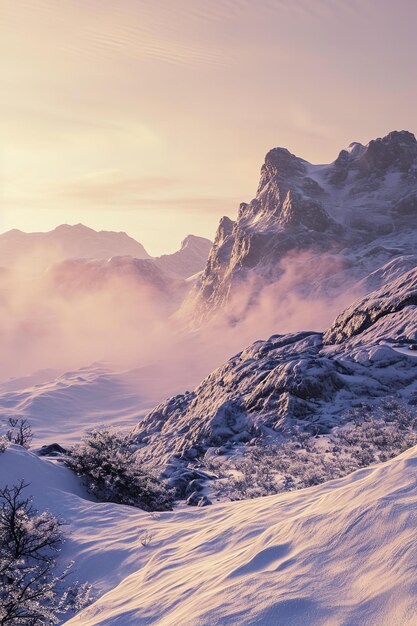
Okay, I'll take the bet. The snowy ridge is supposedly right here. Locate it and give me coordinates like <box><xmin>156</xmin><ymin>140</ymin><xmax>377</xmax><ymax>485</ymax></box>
<box><xmin>0</xmin><ymin>366</ymin><xmax>148</xmax><ymax>445</ymax></box>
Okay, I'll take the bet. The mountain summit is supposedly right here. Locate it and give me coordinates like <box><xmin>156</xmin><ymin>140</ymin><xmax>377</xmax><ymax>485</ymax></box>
<box><xmin>154</xmin><ymin>234</ymin><xmax>212</xmax><ymax>279</ymax></box>
<box><xmin>187</xmin><ymin>130</ymin><xmax>417</xmax><ymax>323</ymax></box>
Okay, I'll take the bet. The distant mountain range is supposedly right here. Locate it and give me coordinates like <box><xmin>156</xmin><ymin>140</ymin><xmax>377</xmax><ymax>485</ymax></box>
<box><xmin>0</xmin><ymin>223</ymin><xmax>150</xmax><ymax>265</ymax></box>
<box><xmin>0</xmin><ymin>223</ymin><xmax>212</xmax><ymax>280</ymax></box>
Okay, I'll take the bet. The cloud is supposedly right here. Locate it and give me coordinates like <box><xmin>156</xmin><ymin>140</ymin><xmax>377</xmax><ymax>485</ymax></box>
<box><xmin>5</xmin><ymin>169</ymin><xmax>240</xmax><ymax>215</ymax></box>
<box><xmin>0</xmin><ymin>243</ymin><xmax>364</xmax><ymax>404</ymax></box>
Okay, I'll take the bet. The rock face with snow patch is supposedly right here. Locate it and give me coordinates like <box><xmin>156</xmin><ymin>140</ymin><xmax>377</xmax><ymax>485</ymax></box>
<box><xmin>134</xmin><ymin>266</ymin><xmax>417</xmax><ymax>463</ymax></box>
<box><xmin>324</xmin><ymin>266</ymin><xmax>417</xmax><ymax>344</ymax></box>
<box><xmin>188</xmin><ymin>130</ymin><xmax>417</xmax><ymax>322</ymax></box>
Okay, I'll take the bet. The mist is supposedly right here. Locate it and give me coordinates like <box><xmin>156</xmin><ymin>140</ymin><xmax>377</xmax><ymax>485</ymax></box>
<box><xmin>0</xmin><ymin>245</ymin><xmax>363</xmax><ymax>409</ymax></box>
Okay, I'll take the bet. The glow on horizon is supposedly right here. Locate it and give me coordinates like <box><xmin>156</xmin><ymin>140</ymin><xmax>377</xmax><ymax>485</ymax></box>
<box><xmin>1</xmin><ymin>0</ymin><xmax>416</xmax><ymax>255</ymax></box>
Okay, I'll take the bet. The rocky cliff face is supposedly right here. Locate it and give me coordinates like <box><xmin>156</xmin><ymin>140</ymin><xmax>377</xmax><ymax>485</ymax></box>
<box><xmin>188</xmin><ymin>130</ymin><xmax>417</xmax><ymax>323</ymax></box>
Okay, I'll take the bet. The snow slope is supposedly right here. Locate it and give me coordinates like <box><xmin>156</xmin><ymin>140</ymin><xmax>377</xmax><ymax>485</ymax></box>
<box><xmin>0</xmin><ymin>446</ymin><xmax>151</xmax><ymax>599</ymax></box>
<box><xmin>1</xmin><ymin>439</ymin><xmax>411</xmax><ymax>626</ymax></box>
<box><xmin>2</xmin><ymin>441</ymin><xmax>417</xmax><ymax>625</ymax></box>
<box><xmin>0</xmin><ymin>362</ymin><xmax>200</xmax><ymax>447</ymax></box>
<box><xmin>0</xmin><ymin>366</ymin><xmax>150</xmax><ymax>445</ymax></box>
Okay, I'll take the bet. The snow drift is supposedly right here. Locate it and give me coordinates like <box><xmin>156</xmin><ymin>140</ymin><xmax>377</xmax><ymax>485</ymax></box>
<box><xmin>1</xmin><ymin>443</ymin><xmax>413</xmax><ymax>625</ymax></box>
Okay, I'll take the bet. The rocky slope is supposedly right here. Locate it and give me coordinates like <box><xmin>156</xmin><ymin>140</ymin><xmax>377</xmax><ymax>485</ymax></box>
<box><xmin>133</xmin><ymin>264</ymin><xmax>417</xmax><ymax>464</ymax></box>
<box><xmin>188</xmin><ymin>130</ymin><xmax>417</xmax><ymax>323</ymax></box>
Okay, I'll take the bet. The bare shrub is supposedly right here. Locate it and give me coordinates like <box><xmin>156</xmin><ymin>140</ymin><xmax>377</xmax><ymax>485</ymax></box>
<box><xmin>139</xmin><ymin>530</ymin><xmax>155</xmax><ymax>546</ymax></box>
<box><xmin>5</xmin><ymin>418</ymin><xmax>33</xmax><ymax>449</ymax></box>
<box><xmin>66</xmin><ymin>428</ymin><xmax>175</xmax><ymax>512</ymax></box>
<box><xmin>209</xmin><ymin>402</ymin><xmax>417</xmax><ymax>500</ymax></box>
<box><xmin>0</xmin><ymin>481</ymin><xmax>91</xmax><ymax>625</ymax></box>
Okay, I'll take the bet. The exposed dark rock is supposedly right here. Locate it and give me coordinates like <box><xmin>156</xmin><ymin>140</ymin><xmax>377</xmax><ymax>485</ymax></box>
<box><xmin>37</xmin><ymin>443</ymin><xmax>68</xmax><ymax>457</ymax></box>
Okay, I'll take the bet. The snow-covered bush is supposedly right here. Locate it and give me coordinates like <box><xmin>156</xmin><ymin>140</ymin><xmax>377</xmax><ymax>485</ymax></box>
<box><xmin>0</xmin><ymin>437</ymin><xmax>7</xmax><ymax>454</ymax></box>
<box><xmin>0</xmin><ymin>481</ymin><xmax>91</xmax><ymax>625</ymax></box>
<box><xmin>66</xmin><ymin>428</ymin><xmax>174</xmax><ymax>512</ymax></box>
<box><xmin>208</xmin><ymin>402</ymin><xmax>417</xmax><ymax>500</ymax></box>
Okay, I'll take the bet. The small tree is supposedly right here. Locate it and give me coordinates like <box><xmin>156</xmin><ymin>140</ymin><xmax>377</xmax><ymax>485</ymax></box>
<box><xmin>0</xmin><ymin>481</ymin><xmax>90</xmax><ymax>625</ymax></box>
<box><xmin>66</xmin><ymin>428</ymin><xmax>174</xmax><ymax>512</ymax></box>
<box><xmin>5</xmin><ymin>419</ymin><xmax>33</xmax><ymax>449</ymax></box>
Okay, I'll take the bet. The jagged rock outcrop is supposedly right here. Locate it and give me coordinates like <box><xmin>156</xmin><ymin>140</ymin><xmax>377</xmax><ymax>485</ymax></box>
<box><xmin>324</xmin><ymin>265</ymin><xmax>417</xmax><ymax>345</ymax></box>
<box><xmin>187</xmin><ymin>130</ymin><xmax>417</xmax><ymax>323</ymax></box>
<box><xmin>134</xmin><ymin>265</ymin><xmax>417</xmax><ymax>464</ymax></box>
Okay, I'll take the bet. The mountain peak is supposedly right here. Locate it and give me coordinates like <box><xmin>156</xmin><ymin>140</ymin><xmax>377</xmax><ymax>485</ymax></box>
<box><xmin>346</xmin><ymin>141</ymin><xmax>365</xmax><ymax>157</ymax></box>
<box><xmin>263</xmin><ymin>146</ymin><xmax>306</xmax><ymax>174</ymax></box>
<box><xmin>180</xmin><ymin>234</ymin><xmax>211</xmax><ymax>251</ymax></box>
<box><xmin>54</xmin><ymin>223</ymin><xmax>92</xmax><ymax>233</ymax></box>
<box><xmin>0</xmin><ymin>223</ymin><xmax>151</xmax><ymax>267</ymax></box>
<box><xmin>154</xmin><ymin>235</ymin><xmax>212</xmax><ymax>279</ymax></box>
<box><xmin>358</xmin><ymin>130</ymin><xmax>417</xmax><ymax>175</ymax></box>
<box><xmin>377</xmin><ymin>129</ymin><xmax>416</xmax><ymax>146</ymax></box>
<box><xmin>257</xmin><ymin>147</ymin><xmax>306</xmax><ymax>196</ymax></box>
<box><xmin>189</xmin><ymin>129</ymin><xmax>417</xmax><ymax>324</ymax></box>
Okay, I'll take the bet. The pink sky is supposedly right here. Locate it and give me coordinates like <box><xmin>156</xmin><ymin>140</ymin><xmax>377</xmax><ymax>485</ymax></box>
<box><xmin>1</xmin><ymin>0</ymin><xmax>416</xmax><ymax>254</ymax></box>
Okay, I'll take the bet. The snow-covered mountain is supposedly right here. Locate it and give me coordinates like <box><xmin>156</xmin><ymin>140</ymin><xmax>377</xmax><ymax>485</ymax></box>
<box><xmin>154</xmin><ymin>234</ymin><xmax>212</xmax><ymax>279</ymax></box>
<box><xmin>188</xmin><ymin>130</ymin><xmax>417</xmax><ymax>323</ymax></box>
<box><xmin>0</xmin><ymin>224</ymin><xmax>212</xmax><ymax>278</ymax></box>
<box><xmin>133</xmin><ymin>263</ymin><xmax>417</xmax><ymax>464</ymax></box>
<box><xmin>0</xmin><ymin>224</ymin><xmax>151</xmax><ymax>268</ymax></box>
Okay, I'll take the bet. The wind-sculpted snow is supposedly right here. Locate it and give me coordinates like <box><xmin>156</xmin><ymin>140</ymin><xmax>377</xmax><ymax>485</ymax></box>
<box><xmin>3</xmin><ymin>441</ymin><xmax>417</xmax><ymax>626</ymax></box>
<box><xmin>63</xmin><ymin>443</ymin><xmax>417</xmax><ymax>626</ymax></box>
<box><xmin>134</xmin><ymin>266</ymin><xmax>417</xmax><ymax>463</ymax></box>
<box><xmin>188</xmin><ymin>130</ymin><xmax>417</xmax><ymax>324</ymax></box>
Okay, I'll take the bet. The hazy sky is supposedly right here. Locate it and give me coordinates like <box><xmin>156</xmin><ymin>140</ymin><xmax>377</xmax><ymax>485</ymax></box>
<box><xmin>1</xmin><ymin>0</ymin><xmax>416</xmax><ymax>254</ymax></box>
